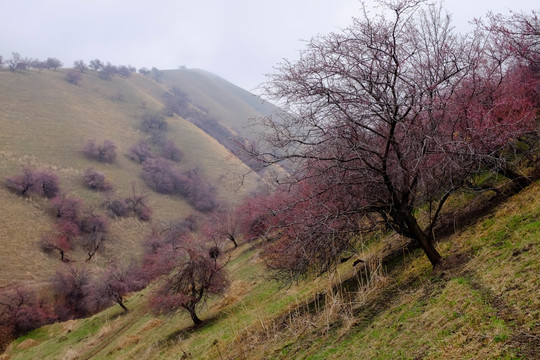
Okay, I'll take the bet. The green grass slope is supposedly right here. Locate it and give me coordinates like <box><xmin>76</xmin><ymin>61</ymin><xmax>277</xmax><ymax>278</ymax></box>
<box><xmin>5</xmin><ymin>182</ymin><xmax>538</xmax><ymax>359</ymax></box>
<box><xmin>0</xmin><ymin>68</ymin><xmax>262</xmax><ymax>287</ymax></box>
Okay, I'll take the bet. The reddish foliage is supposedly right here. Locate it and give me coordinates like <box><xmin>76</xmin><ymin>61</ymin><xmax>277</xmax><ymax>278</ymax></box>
<box><xmin>235</xmin><ymin>191</ymin><xmax>276</xmax><ymax>242</ymax></box>
<box><xmin>135</xmin><ymin>205</ymin><xmax>152</xmax><ymax>221</ymax></box>
<box><xmin>478</xmin><ymin>10</ymin><xmax>540</xmax><ymax>69</ymax></box>
<box><xmin>39</xmin><ymin>219</ymin><xmax>79</xmax><ymax>262</ymax></box>
<box><xmin>65</xmin><ymin>70</ymin><xmax>82</xmax><ymax>85</ymax></box>
<box><xmin>39</xmin><ymin>232</ymin><xmax>72</xmax><ymax>262</ymax></box>
<box><xmin>141</xmin><ymin>159</ymin><xmax>217</xmax><ymax>212</ymax></box>
<box><xmin>0</xmin><ymin>285</ymin><xmax>52</xmax><ymax>342</ymax></box>
<box><xmin>149</xmin><ymin>235</ymin><xmax>229</xmax><ymax>325</ymax></box>
<box><xmin>244</xmin><ymin>0</ymin><xmax>540</xmax><ymax>274</ymax></box>
<box><xmin>129</xmin><ymin>140</ymin><xmax>153</xmax><ymax>164</ymax></box>
<box><xmin>84</xmin><ymin>139</ymin><xmax>117</xmax><ymax>162</ymax></box>
<box><xmin>203</xmin><ymin>206</ymin><xmax>240</xmax><ymax>248</ymax></box>
<box><xmin>182</xmin><ymin>168</ymin><xmax>218</xmax><ymax>213</ymax></box>
<box><xmin>84</xmin><ymin>263</ymin><xmax>145</xmax><ymax>312</ymax></box>
<box><xmin>141</xmin><ymin>158</ymin><xmax>185</xmax><ymax>194</ymax></box>
<box><xmin>50</xmin><ymin>195</ymin><xmax>82</xmax><ymax>223</ymax></box>
<box><xmin>128</xmin><ymin>140</ymin><xmax>153</xmax><ymax>163</ymax></box>
<box><xmin>161</xmin><ymin>140</ymin><xmax>183</xmax><ymax>162</ymax></box>
<box><xmin>83</xmin><ymin>167</ymin><xmax>112</xmax><ymax>191</ymax></box>
<box><xmin>4</xmin><ymin>167</ymin><xmax>59</xmax><ymax>198</ymax></box>
<box><xmin>50</xmin><ymin>265</ymin><xmax>90</xmax><ymax>320</ymax></box>
<box><xmin>80</xmin><ymin>213</ymin><xmax>109</xmax><ymax>261</ymax></box>
<box><xmin>141</xmin><ymin>216</ymin><xmax>201</xmax><ymax>283</ymax></box>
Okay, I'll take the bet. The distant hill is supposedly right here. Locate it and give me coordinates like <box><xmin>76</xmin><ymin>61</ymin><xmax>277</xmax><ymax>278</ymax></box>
<box><xmin>0</xmin><ymin>67</ymin><xmax>272</xmax><ymax>287</ymax></box>
<box><xmin>160</xmin><ymin>68</ymin><xmax>280</xmax><ymax>138</ymax></box>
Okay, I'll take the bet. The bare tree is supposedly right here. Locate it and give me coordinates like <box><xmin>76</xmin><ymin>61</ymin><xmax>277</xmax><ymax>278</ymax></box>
<box><xmin>128</xmin><ymin>140</ymin><xmax>153</xmax><ymax>163</ymax></box>
<box><xmin>80</xmin><ymin>212</ymin><xmax>109</xmax><ymax>261</ymax></box>
<box><xmin>6</xmin><ymin>52</ymin><xmax>22</xmax><ymax>72</ymax></box>
<box><xmin>83</xmin><ymin>167</ymin><xmax>112</xmax><ymax>191</ymax></box>
<box><xmin>246</xmin><ymin>0</ymin><xmax>538</xmax><ymax>271</ymax></box>
<box><xmin>45</xmin><ymin>57</ymin><xmax>62</xmax><ymax>70</ymax></box>
<box><xmin>84</xmin><ymin>263</ymin><xmax>144</xmax><ymax>312</ymax></box>
<box><xmin>73</xmin><ymin>60</ymin><xmax>87</xmax><ymax>72</ymax></box>
<box><xmin>0</xmin><ymin>285</ymin><xmax>50</xmax><ymax>346</ymax></box>
<box><xmin>51</xmin><ymin>265</ymin><xmax>90</xmax><ymax>320</ymax></box>
<box><xmin>5</xmin><ymin>167</ymin><xmax>59</xmax><ymax>198</ymax></box>
<box><xmin>89</xmin><ymin>59</ymin><xmax>103</xmax><ymax>71</ymax></box>
<box><xmin>203</xmin><ymin>206</ymin><xmax>240</xmax><ymax>248</ymax></box>
<box><xmin>150</xmin><ymin>236</ymin><xmax>229</xmax><ymax>325</ymax></box>
<box><xmin>84</xmin><ymin>139</ymin><xmax>117</xmax><ymax>162</ymax></box>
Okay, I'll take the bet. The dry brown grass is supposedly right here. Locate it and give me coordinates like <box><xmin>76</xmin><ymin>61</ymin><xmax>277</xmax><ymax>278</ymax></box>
<box><xmin>140</xmin><ymin>318</ymin><xmax>163</xmax><ymax>332</ymax></box>
<box><xmin>60</xmin><ymin>348</ymin><xmax>79</xmax><ymax>360</ymax></box>
<box><xmin>15</xmin><ymin>339</ymin><xmax>37</xmax><ymax>350</ymax></box>
<box><xmin>0</xmin><ymin>69</ymin><xmax>262</xmax><ymax>288</ymax></box>
<box><xmin>61</xmin><ymin>320</ymin><xmax>78</xmax><ymax>334</ymax></box>
<box><xmin>218</xmin><ymin>280</ymin><xmax>251</xmax><ymax>309</ymax></box>
<box><xmin>116</xmin><ymin>334</ymin><xmax>142</xmax><ymax>350</ymax></box>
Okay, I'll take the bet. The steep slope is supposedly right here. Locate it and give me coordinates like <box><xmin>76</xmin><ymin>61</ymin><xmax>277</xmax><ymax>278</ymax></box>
<box><xmin>4</xmin><ymin>182</ymin><xmax>538</xmax><ymax>359</ymax></box>
<box><xmin>160</xmin><ymin>68</ymin><xmax>280</xmax><ymax>138</ymax></box>
<box><xmin>0</xmin><ymin>68</ymin><xmax>262</xmax><ymax>287</ymax></box>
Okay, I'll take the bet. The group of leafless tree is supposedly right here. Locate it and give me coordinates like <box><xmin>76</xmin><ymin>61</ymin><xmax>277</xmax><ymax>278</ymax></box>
<box><xmin>238</xmin><ymin>1</ymin><xmax>540</xmax><ymax>276</ymax></box>
<box><xmin>0</xmin><ymin>52</ymin><xmax>62</xmax><ymax>72</ymax></box>
<box><xmin>2</xmin><ymin>0</ymin><xmax>539</xmax><ymax>346</ymax></box>
<box><xmin>128</xmin><ymin>111</ymin><xmax>218</xmax><ymax>212</ymax></box>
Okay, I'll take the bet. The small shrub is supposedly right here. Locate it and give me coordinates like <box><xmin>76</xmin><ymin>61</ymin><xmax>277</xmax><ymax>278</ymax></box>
<box><xmin>65</xmin><ymin>70</ymin><xmax>82</xmax><ymax>85</ymax></box>
<box><xmin>161</xmin><ymin>140</ymin><xmax>183</xmax><ymax>162</ymax></box>
<box><xmin>5</xmin><ymin>167</ymin><xmax>60</xmax><ymax>198</ymax></box>
<box><xmin>135</xmin><ymin>205</ymin><xmax>152</xmax><ymax>221</ymax></box>
<box><xmin>83</xmin><ymin>167</ymin><xmax>112</xmax><ymax>191</ymax></box>
<box><xmin>84</xmin><ymin>139</ymin><xmax>117</xmax><ymax>162</ymax></box>
<box><xmin>141</xmin><ymin>158</ymin><xmax>184</xmax><ymax>195</ymax></box>
<box><xmin>141</xmin><ymin>160</ymin><xmax>217</xmax><ymax>212</ymax></box>
<box><xmin>109</xmin><ymin>199</ymin><xmax>129</xmax><ymax>217</ymax></box>
<box><xmin>50</xmin><ymin>195</ymin><xmax>82</xmax><ymax>223</ymax></box>
<box><xmin>141</xmin><ymin>112</ymin><xmax>168</xmax><ymax>133</ymax></box>
<box><xmin>129</xmin><ymin>140</ymin><xmax>153</xmax><ymax>163</ymax></box>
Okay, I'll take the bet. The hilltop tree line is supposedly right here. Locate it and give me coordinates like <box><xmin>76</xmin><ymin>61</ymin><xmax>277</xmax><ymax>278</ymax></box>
<box><xmin>0</xmin><ymin>52</ymin><xmax>164</xmax><ymax>84</ymax></box>
<box><xmin>0</xmin><ymin>52</ymin><xmax>62</xmax><ymax>72</ymax></box>
<box><xmin>1</xmin><ymin>0</ymin><xmax>539</xmax><ymax>349</ymax></box>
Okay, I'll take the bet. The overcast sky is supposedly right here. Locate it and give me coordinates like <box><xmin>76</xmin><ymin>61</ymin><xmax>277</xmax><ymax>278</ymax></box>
<box><xmin>0</xmin><ymin>0</ymin><xmax>537</xmax><ymax>92</ymax></box>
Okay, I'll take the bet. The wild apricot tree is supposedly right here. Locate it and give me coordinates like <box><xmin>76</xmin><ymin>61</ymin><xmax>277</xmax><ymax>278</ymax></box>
<box><xmin>247</xmin><ymin>0</ymin><xmax>539</xmax><ymax>272</ymax></box>
<box><xmin>150</xmin><ymin>235</ymin><xmax>229</xmax><ymax>325</ymax></box>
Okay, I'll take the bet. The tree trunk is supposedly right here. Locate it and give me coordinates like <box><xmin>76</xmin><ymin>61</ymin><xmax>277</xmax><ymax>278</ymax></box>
<box><xmin>404</xmin><ymin>213</ymin><xmax>442</xmax><ymax>267</ymax></box>
<box><xmin>118</xmin><ymin>301</ymin><xmax>128</xmax><ymax>312</ymax></box>
<box><xmin>187</xmin><ymin>305</ymin><xmax>202</xmax><ymax>326</ymax></box>
<box><xmin>229</xmin><ymin>235</ymin><xmax>238</xmax><ymax>248</ymax></box>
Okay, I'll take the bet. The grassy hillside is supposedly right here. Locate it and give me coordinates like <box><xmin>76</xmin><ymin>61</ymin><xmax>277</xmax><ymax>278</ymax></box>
<box><xmin>0</xmin><ymin>68</ymin><xmax>265</xmax><ymax>287</ymax></box>
<box><xmin>4</xmin><ymin>181</ymin><xmax>538</xmax><ymax>359</ymax></box>
<box><xmin>160</xmin><ymin>68</ymin><xmax>280</xmax><ymax>137</ymax></box>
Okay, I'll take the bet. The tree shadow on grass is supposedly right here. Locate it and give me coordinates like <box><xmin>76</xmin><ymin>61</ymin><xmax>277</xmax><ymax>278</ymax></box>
<box><xmin>160</xmin><ymin>311</ymin><xmax>229</xmax><ymax>346</ymax></box>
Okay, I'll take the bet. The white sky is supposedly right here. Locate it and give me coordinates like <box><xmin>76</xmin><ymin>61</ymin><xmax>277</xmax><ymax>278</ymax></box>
<box><xmin>0</xmin><ymin>0</ymin><xmax>537</xmax><ymax>92</ymax></box>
